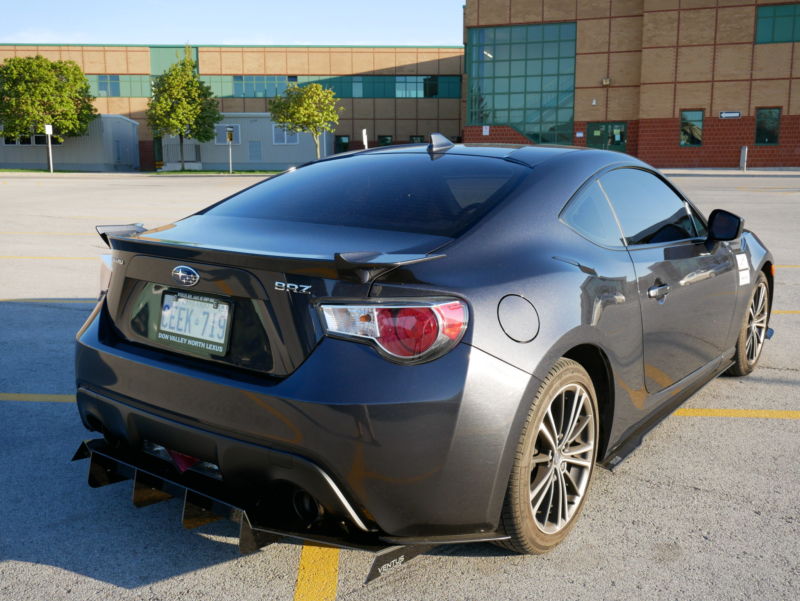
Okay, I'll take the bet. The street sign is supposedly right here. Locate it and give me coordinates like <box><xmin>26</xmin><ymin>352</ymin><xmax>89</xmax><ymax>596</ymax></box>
<box><xmin>719</xmin><ymin>111</ymin><xmax>741</xmax><ymax>119</ymax></box>
<box><xmin>44</xmin><ymin>124</ymin><xmax>53</xmax><ymax>135</ymax></box>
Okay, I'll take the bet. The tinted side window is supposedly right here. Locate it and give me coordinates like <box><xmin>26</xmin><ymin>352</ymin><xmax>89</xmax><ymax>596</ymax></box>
<box><xmin>561</xmin><ymin>181</ymin><xmax>624</xmax><ymax>247</ymax></box>
<box><xmin>600</xmin><ymin>169</ymin><xmax>698</xmax><ymax>245</ymax></box>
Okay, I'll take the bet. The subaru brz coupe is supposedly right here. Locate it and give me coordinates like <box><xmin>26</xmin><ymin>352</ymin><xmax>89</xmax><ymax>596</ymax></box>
<box><xmin>74</xmin><ymin>135</ymin><xmax>773</xmax><ymax>562</ymax></box>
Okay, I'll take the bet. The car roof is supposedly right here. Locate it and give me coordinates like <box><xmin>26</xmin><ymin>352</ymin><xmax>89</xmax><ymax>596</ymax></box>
<box><xmin>323</xmin><ymin>142</ymin><xmax>637</xmax><ymax>170</ymax></box>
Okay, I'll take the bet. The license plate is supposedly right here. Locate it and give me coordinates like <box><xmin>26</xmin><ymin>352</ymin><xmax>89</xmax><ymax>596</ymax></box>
<box><xmin>157</xmin><ymin>292</ymin><xmax>231</xmax><ymax>355</ymax></box>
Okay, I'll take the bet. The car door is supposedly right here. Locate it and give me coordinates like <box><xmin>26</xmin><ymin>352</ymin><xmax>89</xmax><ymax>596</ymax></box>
<box><xmin>599</xmin><ymin>168</ymin><xmax>739</xmax><ymax>394</ymax></box>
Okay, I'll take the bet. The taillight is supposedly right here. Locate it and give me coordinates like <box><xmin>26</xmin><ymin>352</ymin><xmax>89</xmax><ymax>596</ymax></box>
<box><xmin>320</xmin><ymin>300</ymin><xmax>468</xmax><ymax>363</ymax></box>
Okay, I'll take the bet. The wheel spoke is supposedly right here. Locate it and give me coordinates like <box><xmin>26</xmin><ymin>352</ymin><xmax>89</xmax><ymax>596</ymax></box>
<box><xmin>563</xmin><ymin>441</ymin><xmax>593</xmax><ymax>456</ymax></box>
<box><xmin>565</xmin><ymin>415</ymin><xmax>591</xmax><ymax>446</ymax></box>
<box><xmin>562</xmin><ymin>387</ymin><xmax>584</xmax><ymax>447</ymax></box>
<box><xmin>530</xmin><ymin>467</ymin><xmax>554</xmax><ymax>507</ymax></box>
<box><xmin>564</xmin><ymin>456</ymin><xmax>592</xmax><ymax>468</ymax></box>
<box><xmin>538</xmin><ymin>420</ymin><xmax>558</xmax><ymax>453</ymax></box>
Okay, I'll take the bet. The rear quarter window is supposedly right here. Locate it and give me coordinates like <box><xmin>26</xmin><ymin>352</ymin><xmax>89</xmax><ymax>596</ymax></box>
<box><xmin>204</xmin><ymin>153</ymin><xmax>529</xmax><ymax>237</ymax></box>
<box><xmin>561</xmin><ymin>180</ymin><xmax>624</xmax><ymax>248</ymax></box>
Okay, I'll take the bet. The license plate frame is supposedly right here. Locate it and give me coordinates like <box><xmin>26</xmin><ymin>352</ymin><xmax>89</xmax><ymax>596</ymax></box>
<box><xmin>157</xmin><ymin>290</ymin><xmax>233</xmax><ymax>356</ymax></box>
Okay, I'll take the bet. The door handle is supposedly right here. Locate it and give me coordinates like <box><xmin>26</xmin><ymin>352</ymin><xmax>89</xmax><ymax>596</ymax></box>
<box><xmin>648</xmin><ymin>283</ymin><xmax>671</xmax><ymax>299</ymax></box>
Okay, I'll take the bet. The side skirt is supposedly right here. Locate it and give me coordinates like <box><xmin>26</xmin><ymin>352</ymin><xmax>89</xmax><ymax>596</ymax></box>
<box><xmin>600</xmin><ymin>355</ymin><xmax>734</xmax><ymax>470</ymax></box>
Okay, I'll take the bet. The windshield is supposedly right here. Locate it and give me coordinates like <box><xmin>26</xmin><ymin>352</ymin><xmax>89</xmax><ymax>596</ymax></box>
<box><xmin>204</xmin><ymin>153</ymin><xmax>529</xmax><ymax>237</ymax></box>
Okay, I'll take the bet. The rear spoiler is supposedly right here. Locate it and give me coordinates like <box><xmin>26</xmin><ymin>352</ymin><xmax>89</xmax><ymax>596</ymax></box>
<box><xmin>96</xmin><ymin>223</ymin><xmax>146</xmax><ymax>247</ymax></box>
<box><xmin>334</xmin><ymin>252</ymin><xmax>445</xmax><ymax>283</ymax></box>
<box><xmin>106</xmin><ymin>234</ymin><xmax>446</xmax><ymax>284</ymax></box>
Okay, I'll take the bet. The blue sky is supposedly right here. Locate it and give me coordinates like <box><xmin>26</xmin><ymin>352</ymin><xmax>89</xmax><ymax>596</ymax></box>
<box><xmin>1</xmin><ymin>0</ymin><xmax>466</xmax><ymax>46</ymax></box>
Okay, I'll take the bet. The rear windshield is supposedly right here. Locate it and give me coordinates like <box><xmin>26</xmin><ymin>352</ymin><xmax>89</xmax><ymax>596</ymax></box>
<box><xmin>204</xmin><ymin>153</ymin><xmax>529</xmax><ymax>237</ymax></box>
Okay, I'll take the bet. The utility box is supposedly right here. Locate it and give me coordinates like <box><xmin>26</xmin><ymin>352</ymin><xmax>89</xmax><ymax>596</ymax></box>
<box><xmin>378</xmin><ymin>135</ymin><xmax>393</xmax><ymax>146</ymax></box>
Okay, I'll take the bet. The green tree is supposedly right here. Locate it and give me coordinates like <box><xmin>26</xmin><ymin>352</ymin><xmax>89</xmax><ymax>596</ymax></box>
<box><xmin>147</xmin><ymin>48</ymin><xmax>221</xmax><ymax>170</ymax></box>
<box><xmin>269</xmin><ymin>83</ymin><xmax>342</xmax><ymax>159</ymax></box>
<box><xmin>0</xmin><ymin>55</ymin><xmax>97</xmax><ymax>146</ymax></box>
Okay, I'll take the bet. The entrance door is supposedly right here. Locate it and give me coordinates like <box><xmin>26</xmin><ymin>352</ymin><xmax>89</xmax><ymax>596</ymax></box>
<box><xmin>587</xmin><ymin>122</ymin><xmax>627</xmax><ymax>153</ymax></box>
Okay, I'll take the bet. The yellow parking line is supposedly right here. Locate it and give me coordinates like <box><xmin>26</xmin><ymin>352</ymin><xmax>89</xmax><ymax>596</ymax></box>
<box><xmin>294</xmin><ymin>545</ymin><xmax>340</xmax><ymax>601</ymax></box>
<box><xmin>674</xmin><ymin>408</ymin><xmax>800</xmax><ymax>420</ymax></box>
<box><xmin>0</xmin><ymin>255</ymin><xmax>97</xmax><ymax>260</ymax></box>
<box><xmin>773</xmin><ymin>310</ymin><xmax>800</xmax><ymax>314</ymax></box>
<box><xmin>0</xmin><ymin>393</ymin><xmax>76</xmax><ymax>403</ymax></box>
<box><xmin>776</xmin><ymin>265</ymin><xmax>800</xmax><ymax>268</ymax></box>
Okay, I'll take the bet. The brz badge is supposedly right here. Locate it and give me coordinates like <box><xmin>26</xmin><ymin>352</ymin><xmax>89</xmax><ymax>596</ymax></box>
<box><xmin>171</xmin><ymin>265</ymin><xmax>200</xmax><ymax>287</ymax></box>
<box><xmin>275</xmin><ymin>281</ymin><xmax>312</xmax><ymax>294</ymax></box>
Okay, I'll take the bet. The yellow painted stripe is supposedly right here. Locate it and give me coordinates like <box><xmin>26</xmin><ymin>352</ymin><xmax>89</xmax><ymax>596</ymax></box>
<box><xmin>773</xmin><ymin>310</ymin><xmax>800</xmax><ymax>314</ymax></box>
<box><xmin>0</xmin><ymin>255</ymin><xmax>97</xmax><ymax>260</ymax></box>
<box><xmin>294</xmin><ymin>545</ymin><xmax>340</xmax><ymax>601</ymax></box>
<box><xmin>776</xmin><ymin>265</ymin><xmax>800</xmax><ymax>268</ymax></box>
<box><xmin>0</xmin><ymin>393</ymin><xmax>76</xmax><ymax>403</ymax></box>
<box><xmin>0</xmin><ymin>298</ymin><xmax>95</xmax><ymax>303</ymax></box>
<box><xmin>674</xmin><ymin>408</ymin><xmax>800</xmax><ymax>420</ymax></box>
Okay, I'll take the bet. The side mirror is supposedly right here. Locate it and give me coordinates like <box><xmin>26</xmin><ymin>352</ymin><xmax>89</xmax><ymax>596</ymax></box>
<box><xmin>707</xmin><ymin>209</ymin><xmax>744</xmax><ymax>242</ymax></box>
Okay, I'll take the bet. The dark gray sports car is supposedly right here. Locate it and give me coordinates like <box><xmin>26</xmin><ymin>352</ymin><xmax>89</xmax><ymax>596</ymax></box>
<box><xmin>74</xmin><ymin>136</ymin><xmax>773</xmax><ymax>568</ymax></box>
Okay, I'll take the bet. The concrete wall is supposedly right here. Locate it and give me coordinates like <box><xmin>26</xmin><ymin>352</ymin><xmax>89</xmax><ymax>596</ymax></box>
<box><xmin>0</xmin><ymin>114</ymin><xmax>140</xmax><ymax>171</ymax></box>
<box><xmin>160</xmin><ymin>113</ymin><xmax>332</xmax><ymax>171</ymax></box>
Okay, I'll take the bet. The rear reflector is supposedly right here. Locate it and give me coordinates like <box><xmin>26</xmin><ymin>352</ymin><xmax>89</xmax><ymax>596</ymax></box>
<box><xmin>320</xmin><ymin>299</ymin><xmax>468</xmax><ymax>362</ymax></box>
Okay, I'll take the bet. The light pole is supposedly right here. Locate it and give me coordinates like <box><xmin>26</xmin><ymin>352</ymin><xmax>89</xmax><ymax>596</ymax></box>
<box><xmin>44</xmin><ymin>124</ymin><xmax>53</xmax><ymax>173</ymax></box>
<box><xmin>226</xmin><ymin>126</ymin><xmax>234</xmax><ymax>174</ymax></box>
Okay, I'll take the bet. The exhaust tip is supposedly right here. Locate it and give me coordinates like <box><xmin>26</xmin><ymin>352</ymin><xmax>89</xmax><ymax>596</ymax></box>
<box><xmin>292</xmin><ymin>489</ymin><xmax>323</xmax><ymax>524</ymax></box>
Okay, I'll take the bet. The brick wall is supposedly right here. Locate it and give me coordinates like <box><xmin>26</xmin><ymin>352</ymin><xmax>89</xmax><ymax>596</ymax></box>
<box><xmin>463</xmin><ymin>124</ymin><xmax>532</xmax><ymax>144</ymax></box>
<box><xmin>637</xmin><ymin>116</ymin><xmax>800</xmax><ymax>168</ymax></box>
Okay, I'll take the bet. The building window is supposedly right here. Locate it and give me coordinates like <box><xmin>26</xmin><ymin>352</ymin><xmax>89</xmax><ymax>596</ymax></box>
<box><xmin>97</xmin><ymin>75</ymin><xmax>121</xmax><ymax>97</ymax></box>
<box><xmin>756</xmin><ymin>4</ymin><xmax>800</xmax><ymax>43</ymax></box>
<box><xmin>232</xmin><ymin>75</ymin><xmax>288</xmax><ymax>98</ymax></box>
<box><xmin>755</xmin><ymin>108</ymin><xmax>781</xmax><ymax>144</ymax></box>
<box><xmin>679</xmin><ymin>110</ymin><xmax>703</xmax><ymax>146</ymax></box>
<box><xmin>273</xmin><ymin>125</ymin><xmax>298</xmax><ymax>145</ymax></box>
<box><xmin>466</xmin><ymin>22</ymin><xmax>576</xmax><ymax>144</ymax></box>
<box><xmin>3</xmin><ymin>137</ymin><xmax>17</xmax><ymax>145</ymax></box>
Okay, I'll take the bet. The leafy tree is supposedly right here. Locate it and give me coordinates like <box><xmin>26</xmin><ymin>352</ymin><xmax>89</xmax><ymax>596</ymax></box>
<box><xmin>0</xmin><ymin>55</ymin><xmax>97</xmax><ymax>144</ymax></box>
<box><xmin>147</xmin><ymin>47</ymin><xmax>221</xmax><ymax>170</ymax></box>
<box><xmin>270</xmin><ymin>83</ymin><xmax>342</xmax><ymax>159</ymax></box>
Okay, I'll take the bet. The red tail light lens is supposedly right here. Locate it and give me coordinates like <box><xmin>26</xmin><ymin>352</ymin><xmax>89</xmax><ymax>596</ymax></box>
<box><xmin>320</xmin><ymin>300</ymin><xmax>468</xmax><ymax>362</ymax></box>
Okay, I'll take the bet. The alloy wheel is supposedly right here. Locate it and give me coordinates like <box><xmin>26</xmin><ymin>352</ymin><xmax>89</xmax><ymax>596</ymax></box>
<box><xmin>746</xmin><ymin>281</ymin><xmax>768</xmax><ymax>364</ymax></box>
<box><xmin>529</xmin><ymin>383</ymin><xmax>596</xmax><ymax>535</ymax></box>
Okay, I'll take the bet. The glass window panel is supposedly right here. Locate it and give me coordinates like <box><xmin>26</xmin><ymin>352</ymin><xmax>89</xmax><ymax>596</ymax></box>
<box><xmin>543</xmin><ymin>59</ymin><xmax>559</xmax><ymax>75</ymax></box>
<box><xmin>756</xmin><ymin>16</ymin><xmax>775</xmax><ymax>43</ymax></box>
<box><xmin>558</xmin><ymin>74</ymin><xmax>575</xmax><ymax>90</ymax></box>
<box><xmin>495</xmin><ymin>61</ymin><xmax>510</xmax><ymax>77</ymax></box>
<box><xmin>558</xmin><ymin>92</ymin><xmax>574</xmax><ymax>107</ymax></box>
<box><xmin>561</xmin><ymin>181</ymin><xmax>623</xmax><ymax>247</ymax></box>
<box><xmin>543</xmin><ymin>42</ymin><xmax>559</xmax><ymax>58</ymax></box>
<box><xmin>494</xmin><ymin>110</ymin><xmax>509</xmax><ymax>122</ymax></box>
<box><xmin>527</xmin><ymin>44</ymin><xmax>543</xmax><ymax>59</ymax></box>
<box><xmin>511</xmin><ymin>26</ymin><xmax>527</xmax><ymax>42</ymax></box>
<box><xmin>510</xmin><ymin>77</ymin><xmax>525</xmax><ymax>93</ymax></box>
<box><xmin>542</xmin><ymin>109</ymin><xmax>557</xmax><ymax>122</ymax></box>
<box><xmin>510</xmin><ymin>93</ymin><xmax>525</xmax><ymax>109</ymax></box>
<box><xmin>680</xmin><ymin>110</ymin><xmax>703</xmax><ymax>146</ymax></box>
<box><xmin>510</xmin><ymin>109</ymin><xmax>524</xmax><ymax>123</ymax></box>
<box><xmin>495</xmin><ymin>95</ymin><xmax>509</xmax><ymax>109</ymax></box>
<box><xmin>773</xmin><ymin>16</ymin><xmax>793</xmax><ymax>42</ymax></box>
<box><xmin>775</xmin><ymin>5</ymin><xmax>794</xmax><ymax>17</ymax></box>
<box><xmin>495</xmin><ymin>27</ymin><xmax>510</xmax><ymax>42</ymax></box>
<box><xmin>510</xmin><ymin>61</ymin><xmax>526</xmax><ymax>76</ymax></box>
<box><xmin>543</xmin><ymin>24</ymin><xmax>560</xmax><ymax>41</ymax></box>
<box><xmin>526</xmin><ymin>94</ymin><xmax>541</xmax><ymax>108</ymax></box>
<box><xmin>560</xmin><ymin>22</ymin><xmax>577</xmax><ymax>40</ymax></box>
<box><xmin>558</xmin><ymin>108</ymin><xmax>574</xmax><ymax>122</ymax></box>
<box><xmin>559</xmin><ymin>58</ymin><xmax>575</xmax><ymax>74</ymax></box>
<box><xmin>494</xmin><ymin>44</ymin><xmax>510</xmax><ymax>60</ymax></box>
<box><xmin>602</xmin><ymin>169</ymin><xmax>697</xmax><ymax>245</ymax></box>
<box><xmin>542</xmin><ymin>92</ymin><xmax>558</xmax><ymax>107</ymax></box>
<box><xmin>526</xmin><ymin>77</ymin><xmax>542</xmax><ymax>91</ymax></box>
<box><xmin>495</xmin><ymin>79</ymin><xmax>510</xmax><ymax>93</ymax></box>
<box><xmin>755</xmin><ymin>108</ymin><xmax>781</xmax><ymax>144</ymax></box>
<box><xmin>542</xmin><ymin>75</ymin><xmax>558</xmax><ymax>91</ymax></box>
<box><xmin>511</xmin><ymin>44</ymin><xmax>526</xmax><ymax>60</ymax></box>
<box><xmin>527</xmin><ymin>27</ymin><xmax>543</xmax><ymax>42</ymax></box>
<box><xmin>559</xmin><ymin>41</ymin><xmax>574</xmax><ymax>57</ymax></box>
<box><xmin>526</xmin><ymin>109</ymin><xmax>541</xmax><ymax>122</ymax></box>
<box><xmin>527</xmin><ymin>60</ymin><xmax>542</xmax><ymax>76</ymax></box>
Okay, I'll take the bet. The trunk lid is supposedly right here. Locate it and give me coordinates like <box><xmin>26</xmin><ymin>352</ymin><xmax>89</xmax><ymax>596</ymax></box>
<box><xmin>102</xmin><ymin>215</ymin><xmax>450</xmax><ymax>378</ymax></box>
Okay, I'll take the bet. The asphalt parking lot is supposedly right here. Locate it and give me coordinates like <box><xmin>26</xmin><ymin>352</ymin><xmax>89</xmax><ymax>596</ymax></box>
<box><xmin>0</xmin><ymin>171</ymin><xmax>798</xmax><ymax>601</ymax></box>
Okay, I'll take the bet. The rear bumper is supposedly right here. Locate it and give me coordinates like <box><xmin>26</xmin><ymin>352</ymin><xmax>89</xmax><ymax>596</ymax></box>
<box><xmin>75</xmin><ymin>301</ymin><xmax>536</xmax><ymax>538</ymax></box>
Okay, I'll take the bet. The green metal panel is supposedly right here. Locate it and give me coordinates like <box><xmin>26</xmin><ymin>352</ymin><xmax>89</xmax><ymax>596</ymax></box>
<box><xmin>150</xmin><ymin>46</ymin><xmax>198</xmax><ymax>75</ymax></box>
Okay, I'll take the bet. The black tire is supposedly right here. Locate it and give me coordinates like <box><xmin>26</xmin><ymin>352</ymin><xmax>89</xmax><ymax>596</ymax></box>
<box><xmin>725</xmin><ymin>271</ymin><xmax>770</xmax><ymax>377</ymax></box>
<box><xmin>497</xmin><ymin>358</ymin><xmax>599</xmax><ymax>554</ymax></box>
